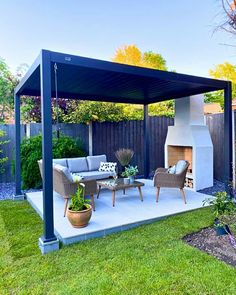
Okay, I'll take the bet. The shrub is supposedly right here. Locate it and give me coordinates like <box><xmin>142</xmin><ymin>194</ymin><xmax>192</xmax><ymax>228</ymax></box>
<box><xmin>0</xmin><ymin>130</ymin><xmax>9</xmax><ymax>174</ymax></box>
<box><xmin>20</xmin><ymin>133</ymin><xmax>86</xmax><ymax>189</ymax></box>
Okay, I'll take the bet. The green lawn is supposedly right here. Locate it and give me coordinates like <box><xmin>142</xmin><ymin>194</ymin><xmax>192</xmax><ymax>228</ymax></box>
<box><xmin>0</xmin><ymin>201</ymin><xmax>236</xmax><ymax>294</ymax></box>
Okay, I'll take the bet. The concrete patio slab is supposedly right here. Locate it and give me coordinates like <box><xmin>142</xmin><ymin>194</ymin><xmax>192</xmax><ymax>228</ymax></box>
<box><xmin>26</xmin><ymin>179</ymin><xmax>208</xmax><ymax>245</ymax></box>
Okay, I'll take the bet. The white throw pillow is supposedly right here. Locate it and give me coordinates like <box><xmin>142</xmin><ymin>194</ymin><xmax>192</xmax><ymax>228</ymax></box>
<box><xmin>71</xmin><ymin>174</ymin><xmax>84</xmax><ymax>182</ymax></box>
<box><xmin>175</xmin><ymin>160</ymin><xmax>187</xmax><ymax>174</ymax></box>
<box><xmin>168</xmin><ymin>165</ymin><xmax>176</xmax><ymax>174</ymax></box>
<box><xmin>99</xmin><ymin>162</ymin><xmax>117</xmax><ymax>173</ymax></box>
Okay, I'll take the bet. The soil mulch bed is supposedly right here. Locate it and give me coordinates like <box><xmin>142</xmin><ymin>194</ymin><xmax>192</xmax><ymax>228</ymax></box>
<box><xmin>183</xmin><ymin>227</ymin><xmax>236</xmax><ymax>267</ymax></box>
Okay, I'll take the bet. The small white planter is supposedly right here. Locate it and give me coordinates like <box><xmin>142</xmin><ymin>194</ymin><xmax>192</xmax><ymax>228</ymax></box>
<box><xmin>123</xmin><ymin>178</ymin><xmax>130</xmax><ymax>185</ymax></box>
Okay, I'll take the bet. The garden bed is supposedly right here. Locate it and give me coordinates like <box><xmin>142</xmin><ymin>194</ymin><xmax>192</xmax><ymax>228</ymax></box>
<box><xmin>183</xmin><ymin>227</ymin><xmax>236</xmax><ymax>267</ymax></box>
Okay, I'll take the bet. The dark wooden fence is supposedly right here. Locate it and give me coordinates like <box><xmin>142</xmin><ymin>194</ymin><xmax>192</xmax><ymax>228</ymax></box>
<box><xmin>0</xmin><ymin>113</ymin><xmax>232</xmax><ymax>183</ymax></box>
<box><xmin>205</xmin><ymin>113</ymin><xmax>225</xmax><ymax>181</ymax></box>
<box><xmin>93</xmin><ymin>117</ymin><xmax>174</xmax><ymax>175</ymax></box>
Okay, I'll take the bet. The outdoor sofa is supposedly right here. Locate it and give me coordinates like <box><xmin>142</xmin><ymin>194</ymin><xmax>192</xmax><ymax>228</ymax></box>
<box><xmin>38</xmin><ymin>154</ymin><xmax>116</xmax><ymax>216</ymax></box>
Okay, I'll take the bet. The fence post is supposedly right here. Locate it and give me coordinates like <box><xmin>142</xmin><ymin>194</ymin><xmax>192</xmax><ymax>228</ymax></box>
<box><xmin>224</xmin><ymin>82</ymin><xmax>233</xmax><ymax>195</ymax></box>
<box><xmin>143</xmin><ymin>104</ymin><xmax>150</xmax><ymax>178</ymax></box>
<box><xmin>89</xmin><ymin>121</ymin><xmax>93</xmax><ymax>156</ymax></box>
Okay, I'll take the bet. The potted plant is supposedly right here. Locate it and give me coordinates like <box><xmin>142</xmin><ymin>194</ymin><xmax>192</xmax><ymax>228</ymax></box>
<box><xmin>203</xmin><ymin>191</ymin><xmax>236</xmax><ymax>235</ymax></box>
<box><xmin>67</xmin><ymin>183</ymin><xmax>92</xmax><ymax>228</ymax></box>
<box><xmin>121</xmin><ymin>165</ymin><xmax>138</xmax><ymax>183</ymax></box>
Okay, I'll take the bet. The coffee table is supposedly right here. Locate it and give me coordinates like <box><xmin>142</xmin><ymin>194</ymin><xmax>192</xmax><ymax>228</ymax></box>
<box><xmin>96</xmin><ymin>178</ymin><xmax>145</xmax><ymax>207</ymax></box>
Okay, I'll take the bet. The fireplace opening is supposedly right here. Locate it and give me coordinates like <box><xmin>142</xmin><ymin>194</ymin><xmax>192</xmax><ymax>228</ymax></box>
<box><xmin>167</xmin><ymin>145</ymin><xmax>193</xmax><ymax>188</ymax></box>
<box><xmin>167</xmin><ymin>145</ymin><xmax>192</xmax><ymax>173</ymax></box>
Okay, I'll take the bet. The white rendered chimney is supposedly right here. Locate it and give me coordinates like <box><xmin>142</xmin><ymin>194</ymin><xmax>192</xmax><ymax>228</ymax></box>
<box><xmin>165</xmin><ymin>94</ymin><xmax>213</xmax><ymax>191</ymax></box>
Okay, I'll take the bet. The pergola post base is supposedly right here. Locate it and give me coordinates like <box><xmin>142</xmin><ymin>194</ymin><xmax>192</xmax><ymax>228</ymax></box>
<box><xmin>39</xmin><ymin>237</ymin><xmax>59</xmax><ymax>254</ymax></box>
<box><xmin>13</xmin><ymin>193</ymin><xmax>25</xmax><ymax>201</ymax></box>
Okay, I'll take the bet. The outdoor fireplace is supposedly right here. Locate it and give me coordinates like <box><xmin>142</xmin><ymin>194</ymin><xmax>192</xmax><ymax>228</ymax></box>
<box><xmin>165</xmin><ymin>95</ymin><xmax>213</xmax><ymax>191</ymax></box>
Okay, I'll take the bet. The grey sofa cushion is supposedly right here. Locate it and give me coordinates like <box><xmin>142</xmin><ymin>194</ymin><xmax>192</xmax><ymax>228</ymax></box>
<box><xmin>54</xmin><ymin>164</ymin><xmax>73</xmax><ymax>182</ymax></box>
<box><xmin>72</xmin><ymin>170</ymin><xmax>114</xmax><ymax>181</ymax></box>
<box><xmin>87</xmin><ymin>155</ymin><xmax>107</xmax><ymax>171</ymax></box>
<box><xmin>67</xmin><ymin>157</ymin><xmax>88</xmax><ymax>173</ymax></box>
<box><xmin>53</xmin><ymin>158</ymin><xmax>68</xmax><ymax>167</ymax></box>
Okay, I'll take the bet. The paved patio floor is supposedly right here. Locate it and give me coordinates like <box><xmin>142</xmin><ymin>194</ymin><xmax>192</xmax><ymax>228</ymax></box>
<box><xmin>26</xmin><ymin>179</ymin><xmax>208</xmax><ymax>245</ymax></box>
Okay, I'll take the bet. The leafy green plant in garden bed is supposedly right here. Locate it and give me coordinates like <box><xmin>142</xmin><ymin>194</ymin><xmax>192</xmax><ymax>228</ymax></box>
<box><xmin>19</xmin><ymin>133</ymin><xmax>86</xmax><ymax>189</ymax></box>
<box><xmin>0</xmin><ymin>130</ymin><xmax>9</xmax><ymax>174</ymax></box>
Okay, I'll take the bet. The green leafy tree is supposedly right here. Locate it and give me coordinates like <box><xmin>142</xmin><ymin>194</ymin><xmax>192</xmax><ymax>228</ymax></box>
<box><xmin>0</xmin><ymin>58</ymin><xmax>18</xmax><ymax>123</ymax></box>
<box><xmin>64</xmin><ymin>101</ymin><xmax>127</xmax><ymax>123</ymax></box>
<box><xmin>0</xmin><ymin>130</ymin><xmax>9</xmax><ymax>174</ymax></box>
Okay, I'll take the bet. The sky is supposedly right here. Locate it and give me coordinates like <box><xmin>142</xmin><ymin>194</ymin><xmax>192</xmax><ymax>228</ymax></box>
<box><xmin>0</xmin><ymin>0</ymin><xmax>236</xmax><ymax>78</ymax></box>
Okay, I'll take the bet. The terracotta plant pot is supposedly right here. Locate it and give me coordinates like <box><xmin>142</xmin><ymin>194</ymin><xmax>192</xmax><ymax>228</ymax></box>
<box><xmin>67</xmin><ymin>205</ymin><xmax>92</xmax><ymax>228</ymax></box>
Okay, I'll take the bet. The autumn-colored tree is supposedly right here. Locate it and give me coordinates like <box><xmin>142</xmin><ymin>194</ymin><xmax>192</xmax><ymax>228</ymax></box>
<box><xmin>112</xmin><ymin>45</ymin><xmax>167</xmax><ymax>70</ymax></box>
<box><xmin>205</xmin><ymin>62</ymin><xmax>236</xmax><ymax>107</ymax></box>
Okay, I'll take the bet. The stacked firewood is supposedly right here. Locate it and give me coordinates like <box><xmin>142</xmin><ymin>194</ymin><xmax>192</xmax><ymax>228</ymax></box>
<box><xmin>185</xmin><ymin>178</ymin><xmax>193</xmax><ymax>188</ymax></box>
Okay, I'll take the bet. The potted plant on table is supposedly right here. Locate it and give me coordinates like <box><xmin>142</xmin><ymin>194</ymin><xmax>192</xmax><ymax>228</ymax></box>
<box><xmin>203</xmin><ymin>191</ymin><xmax>236</xmax><ymax>235</ymax></box>
<box><xmin>121</xmin><ymin>165</ymin><xmax>138</xmax><ymax>184</ymax></box>
<box><xmin>67</xmin><ymin>183</ymin><xmax>92</xmax><ymax>228</ymax></box>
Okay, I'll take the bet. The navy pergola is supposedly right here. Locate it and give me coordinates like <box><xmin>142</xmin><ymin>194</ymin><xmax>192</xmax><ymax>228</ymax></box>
<box><xmin>14</xmin><ymin>49</ymin><xmax>232</xmax><ymax>249</ymax></box>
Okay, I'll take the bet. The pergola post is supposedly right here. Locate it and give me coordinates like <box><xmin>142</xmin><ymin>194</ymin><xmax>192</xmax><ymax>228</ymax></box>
<box><xmin>224</xmin><ymin>81</ymin><xmax>233</xmax><ymax>195</ymax></box>
<box><xmin>13</xmin><ymin>93</ymin><xmax>24</xmax><ymax>200</ymax></box>
<box><xmin>39</xmin><ymin>50</ymin><xmax>59</xmax><ymax>254</ymax></box>
<box><xmin>143</xmin><ymin>104</ymin><xmax>150</xmax><ymax>178</ymax></box>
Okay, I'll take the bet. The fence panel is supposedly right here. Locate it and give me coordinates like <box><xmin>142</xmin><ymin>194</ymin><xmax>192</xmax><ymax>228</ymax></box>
<box><xmin>92</xmin><ymin>117</ymin><xmax>174</xmax><ymax>175</ymax></box>
<box><xmin>0</xmin><ymin>124</ymin><xmax>26</xmax><ymax>183</ymax></box>
<box><xmin>205</xmin><ymin>113</ymin><xmax>224</xmax><ymax>182</ymax></box>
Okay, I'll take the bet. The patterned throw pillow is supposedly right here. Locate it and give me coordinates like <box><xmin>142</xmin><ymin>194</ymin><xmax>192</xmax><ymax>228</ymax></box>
<box><xmin>99</xmin><ymin>162</ymin><xmax>117</xmax><ymax>173</ymax></box>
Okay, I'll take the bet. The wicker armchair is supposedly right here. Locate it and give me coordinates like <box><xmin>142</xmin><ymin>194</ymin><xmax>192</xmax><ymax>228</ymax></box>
<box><xmin>153</xmin><ymin>161</ymin><xmax>189</xmax><ymax>204</ymax></box>
<box><xmin>38</xmin><ymin>161</ymin><xmax>97</xmax><ymax>216</ymax></box>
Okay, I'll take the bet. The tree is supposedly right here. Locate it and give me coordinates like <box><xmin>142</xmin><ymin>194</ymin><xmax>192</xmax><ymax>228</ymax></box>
<box><xmin>206</xmin><ymin>62</ymin><xmax>236</xmax><ymax>107</ymax></box>
<box><xmin>217</xmin><ymin>0</ymin><xmax>236</xmax><ymax>35</ymax></box>
<box><xmin>112</xmin><ymin>45</ymin><xmax>167</xmax><ymax>70</ymax></box>
<box><xmin>64</xmin><ymin>101</ymin><xmax>127</xmax><ymax>124</ymax></box>
<box><xmin>21</xmin><ymin>96</ymin><xmax>72</xmax><ymax>123</ymax></box>
<box><xmin>0</xmin><ymin>58</ymin><xmax>18</xmax><ymax>123</ymax></box>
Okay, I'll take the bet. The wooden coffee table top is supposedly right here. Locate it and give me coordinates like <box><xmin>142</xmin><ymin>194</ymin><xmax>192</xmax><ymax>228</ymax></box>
<box><xmin>97</xmin><ymin>178</ymin><xmax>144</xmax><ymax>191</ymax></box>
